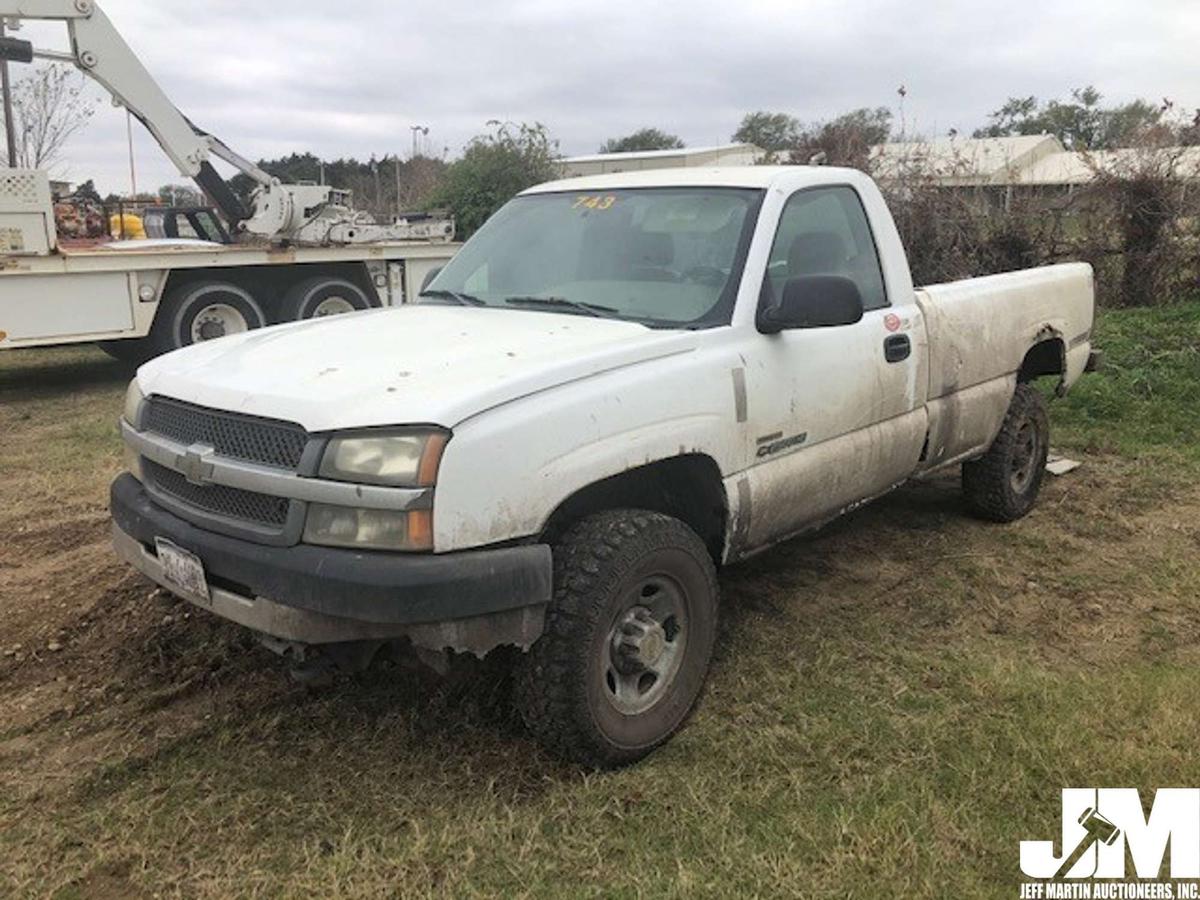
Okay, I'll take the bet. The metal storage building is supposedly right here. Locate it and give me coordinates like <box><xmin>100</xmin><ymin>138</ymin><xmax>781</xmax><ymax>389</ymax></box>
<box><xmin>560</xmin><ymin>143</ymin><xmax>763</xmax><ymax>178</ymax></box>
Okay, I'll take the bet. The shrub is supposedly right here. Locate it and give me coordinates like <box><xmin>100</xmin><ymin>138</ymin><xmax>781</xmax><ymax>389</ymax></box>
<box><xmin>872</xmin><ymin>138</ymin><xmax>1200</xmax><ymax>305</ymax></box>
<box><xmin>1078</xmin><ymin>145</ymin><xmax>1200</xmax><ymax>306</ymax></box>
<box><xmin>428</xmin><ymin>122</ymin><xmax>562</xmax><ymax>239</ymax></box>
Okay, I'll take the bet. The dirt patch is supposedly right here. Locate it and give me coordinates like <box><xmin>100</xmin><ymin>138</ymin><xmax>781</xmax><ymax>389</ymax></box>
<box><xmin>0</xmin><ymin>512</ymin><xmax>111</xmax><ymax>569</ymax></box>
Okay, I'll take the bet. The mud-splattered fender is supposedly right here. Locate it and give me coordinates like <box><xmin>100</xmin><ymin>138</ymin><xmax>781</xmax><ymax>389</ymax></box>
<box><xmin>432</xmin><ymin>344</ymin><xmax>745</xmax><ymax>552</ymax></box>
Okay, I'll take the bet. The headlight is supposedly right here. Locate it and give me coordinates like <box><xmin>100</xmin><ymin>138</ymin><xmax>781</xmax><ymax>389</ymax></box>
<box><xmin>318</xmin><ymin>430</ymin><xmax>448</xmax><ymax>488</ymax></box>
<box><xmin>303</xmin><ymin>504</ymin><xmax>433</xmax><ymax>552</ymax></box>
<box><xmin>122</xmin><ymin>380</ymin><xmax>146</xmax><ymax>427</ymax></box>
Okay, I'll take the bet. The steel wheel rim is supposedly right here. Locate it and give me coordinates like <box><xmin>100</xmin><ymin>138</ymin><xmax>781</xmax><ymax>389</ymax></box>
<box><xmin>191</xmin><ymin>303</ymin><xmax>249</xmax><ymax>342</ymax></box>
<box><xmin>1010</xmin><ymin>419</ymin><xmax>1040</xmax><ymax>493</ymax></box>
<box><xmin>603</xmin><ymin>574</ymin><xmax>687</xmax><ymax>715</ymax></box>
<box><xmin>312</xmin><ymin>296</ymin><xmax>356</xmax><ymax>317</ymax></box>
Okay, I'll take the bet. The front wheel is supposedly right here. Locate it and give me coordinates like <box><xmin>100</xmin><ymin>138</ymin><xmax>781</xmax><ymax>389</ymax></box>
<box><xmin>516</xmin><ymin>510</ymin><xmax>718</xmax><ymax>768</ymax></box>
<box><xmin>962</xmin><ymin>383</ymin><xmax>1050</xmax><ymax>522</ymax></box>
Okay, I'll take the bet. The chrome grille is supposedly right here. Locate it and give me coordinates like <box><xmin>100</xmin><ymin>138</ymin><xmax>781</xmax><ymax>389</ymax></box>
<box><xmin>144</xmin><ymin>397</ymin><xmax>308</xmax><ymax>470</ymax></box>
<box><xmin>145</xmin><ymin>460</ymin><xmax>291</xmax><ymax>528</ymax></box>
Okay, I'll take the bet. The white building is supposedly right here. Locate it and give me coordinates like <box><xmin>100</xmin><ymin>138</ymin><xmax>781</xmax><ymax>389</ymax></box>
<box><xmin>560</xmin><ymin>135</ymin><xmax>1200</xmax><ymax>188</ymax></box>
<box><xmin>873</xmin><ymin>135</ymin><xmax>1200</xmax><ymax>188</ymax></box>
<box><xmin>1016</xmin><ymin>146</ymin><xmax>1200</xmax><ymax>186</ymax></box>
<box><xmin>560</xmin><ymin>143</ymin><xmax>763</xmax><ymax>178</ymax></box>
<box><xmin>869</xmin><ymin>135</ymin><xmax>1062</xmax><ymax>186</ymax></box>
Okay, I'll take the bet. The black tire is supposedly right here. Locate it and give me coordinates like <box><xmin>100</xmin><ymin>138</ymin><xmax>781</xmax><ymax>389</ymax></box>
<box><xmin>149</xmin><ymin>280</ymin><xmax>266</xmax><ymax>355</ymax></box>
<box><xmin>97</xmin><ymin>338</ymin><xmax>156</xmax><ymax>367</ymax></box>
<box><xmin>516</xmin><ymin>510</ymin><xmax>718</xmax><ymax>769</ymax></box>
<box><xmin>963</xmin><ymin>384</ymin><xmax>1050</xmax><ymax>522</ymax></box>
<box><xmin>279</xmin><ymin>277</ymin><xmax>373</xmax><ymax>322</ymax></box>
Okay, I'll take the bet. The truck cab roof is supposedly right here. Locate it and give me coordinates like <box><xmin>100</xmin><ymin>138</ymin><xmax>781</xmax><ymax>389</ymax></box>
<box><xmin>524</xmin><ymin>165</ymin><xmax>870</xmax><ymax>195</ymax></box>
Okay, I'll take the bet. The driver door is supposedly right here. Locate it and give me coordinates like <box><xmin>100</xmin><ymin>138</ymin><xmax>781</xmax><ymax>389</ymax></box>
<box><xmin>739</xmin><ymin>185</ymin><xmax>927</xmax><ymax>548</ymax></box>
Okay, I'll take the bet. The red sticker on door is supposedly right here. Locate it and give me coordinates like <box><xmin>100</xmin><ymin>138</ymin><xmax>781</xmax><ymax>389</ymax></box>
<box><xmin>884</xmin><ymin>313</ymin><xmax>902</xmax><ymax>333</ymax></box>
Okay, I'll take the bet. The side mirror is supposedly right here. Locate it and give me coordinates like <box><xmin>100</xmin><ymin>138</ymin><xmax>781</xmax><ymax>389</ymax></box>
<box><xmin>759</xmin><ymin>275</ymin><xmax>864</xmax><ymax>333</ymax></box>
<box><xmin>420</xmin><ymin>266</ymin><xmax>443</xmax><ymax>293</ymax></box>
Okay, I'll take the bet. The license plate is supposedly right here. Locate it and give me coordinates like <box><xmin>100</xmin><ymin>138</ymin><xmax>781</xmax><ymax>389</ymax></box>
<box><xmin>155</xmin><ymin>538</ymin><xmax>211</xmax><ymax>607</ymax></box>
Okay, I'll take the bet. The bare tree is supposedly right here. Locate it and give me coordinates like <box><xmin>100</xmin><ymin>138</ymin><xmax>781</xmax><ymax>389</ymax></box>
<box><xmin>8</xmin><ymin>65</ymin><xmax>95</xmax><ymax>170</ymax></box>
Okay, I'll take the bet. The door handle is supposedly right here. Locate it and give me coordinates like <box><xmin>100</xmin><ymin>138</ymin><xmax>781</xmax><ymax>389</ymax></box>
<box><xmin>884</xmin><ymin>334</ymin><xmax>911</xmax><ymax>363</ymax></box>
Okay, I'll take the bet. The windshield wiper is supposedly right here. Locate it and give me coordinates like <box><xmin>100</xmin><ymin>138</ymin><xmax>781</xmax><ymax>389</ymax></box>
<box><xmin>419</xmin><ymin>289</ymin><xmax>486</xmax><ymax>306</ymax></box>
<box><xmin>504</xmin><ymin>296</ymin><xmax>621</xmax><ymax>319</ymax></box>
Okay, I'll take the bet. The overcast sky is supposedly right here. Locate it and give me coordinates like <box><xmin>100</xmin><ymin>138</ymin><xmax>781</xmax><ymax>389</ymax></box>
<box><xmin>14</xmin><ymin>0</ymin><xmax>1196</xmax><ymax>194</ymax></box>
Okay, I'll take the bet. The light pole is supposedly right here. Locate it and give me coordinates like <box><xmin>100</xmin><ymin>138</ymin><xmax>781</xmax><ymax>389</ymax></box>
<box><xmin>409</xmin><ymin>125</ymin><xmax>428</xmax><ymax>160</ymax></box>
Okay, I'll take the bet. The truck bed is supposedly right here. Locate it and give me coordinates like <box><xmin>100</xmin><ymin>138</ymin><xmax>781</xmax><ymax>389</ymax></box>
<box><xmin>917</xmin><ymin>262</ymin><xmax>1095</xmax><ymax>400</ymax></box>
<box><xmin>911</xmin><ymin>262</ymin><xmax>1094</xmax><ymax>475</ymax></box>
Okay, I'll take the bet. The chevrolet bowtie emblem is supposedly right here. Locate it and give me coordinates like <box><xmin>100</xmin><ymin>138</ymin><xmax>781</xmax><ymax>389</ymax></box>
<box><xmin>178</xmin><ymin>443</ymin><xmax>216</xmax><ymax>486</ymax></box>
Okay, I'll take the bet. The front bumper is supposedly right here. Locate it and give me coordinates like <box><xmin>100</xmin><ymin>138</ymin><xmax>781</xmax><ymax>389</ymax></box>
<box><xmin>110</xmin><ymin>474</ymin><xmax>552</xmax><ymax>651</ymax></box>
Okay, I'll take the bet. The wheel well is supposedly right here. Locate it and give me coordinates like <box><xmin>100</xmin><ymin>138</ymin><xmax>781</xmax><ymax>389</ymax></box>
<box><xmin>540</xmin><ymin>455</ymin><xmax>728</xmax><ymax>563</ymax></box>
<box><xmin>1018</xmin><ymin>338</ymin><xmax>1066</xmax><ymax>383</ymax></box>
<box><xmin>161</xmin><ymin>262</ymin><xmax>379</xmax><ymax>321</ymax></box>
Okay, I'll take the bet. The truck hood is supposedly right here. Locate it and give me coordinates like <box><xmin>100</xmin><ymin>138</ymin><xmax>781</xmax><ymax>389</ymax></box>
<box><xmin>137</xmin><ymin>305</ymin><xmax>696</xmax><ymax>431</ymax></box>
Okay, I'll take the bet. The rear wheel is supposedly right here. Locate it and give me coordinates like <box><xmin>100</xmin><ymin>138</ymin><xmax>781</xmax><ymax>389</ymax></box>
<box><xmin>963</xmin><ymin>384</ymin><xmax>1050</xmax><ymax>522</ymax></box>
<box><xmin>280</xmin><ymin>277</ymin><xmax>373</xmax><ymax>322</ymax></box>
<box><xmin>516</xmin><ymin>510</ymin><xmax>718</xmax><ymax>769</ymax></box>
<box><xmin>150</xmin><ymin>280</ymin><xmax>266</xmax><ymax>355</ymax></box>
<box><xmin>97</xmin><ymin>338</ymin><xmax>155</xmax><ymax>367</ymax></box>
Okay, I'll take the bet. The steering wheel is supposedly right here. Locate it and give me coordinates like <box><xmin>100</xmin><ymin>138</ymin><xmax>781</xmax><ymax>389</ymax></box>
<box><xmin>682</xmin><ymin>266</ymin><xmax>727</xmax><ymax>287</ymax></box>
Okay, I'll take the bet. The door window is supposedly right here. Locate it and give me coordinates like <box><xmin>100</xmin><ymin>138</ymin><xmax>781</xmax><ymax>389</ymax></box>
<box><xmin>764</xmin><ymin>186</ymin><xmax>888</xmax><ymax>311</ymax></box>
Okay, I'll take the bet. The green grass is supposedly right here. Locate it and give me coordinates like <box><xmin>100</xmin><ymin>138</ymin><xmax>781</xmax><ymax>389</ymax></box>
<box><xmin>9</xmin><ymin>646</ymin><xmax>1200</xmax><ymax>898</ymax></box>
<box><xmin>0</xmin><ymin>346</ymin><xmax>128</xmax><ymax>491</ymax></box>
<box><xmin>1</xmin><ymin>307</ymin><xmax>1199</xmax><ymax>898</ymax></box>
<box><xmin>1049</xmin><ymin>301</ymin><xmax>1200</xmax><ymax>469</ymax></box>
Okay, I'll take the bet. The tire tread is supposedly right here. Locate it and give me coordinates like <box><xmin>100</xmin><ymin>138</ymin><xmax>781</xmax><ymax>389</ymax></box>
<box><xmin>962</xmin><ymin>383</ymin><xmax>1049</xmax><ymax>522</ymax></box>
<box><xmin>515</xmin><ymin>510</ymin><xmax>717</xmax><ymax>769</ymax></box>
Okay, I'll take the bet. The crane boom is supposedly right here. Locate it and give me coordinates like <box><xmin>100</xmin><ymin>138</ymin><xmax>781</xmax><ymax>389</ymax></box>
<box><xmin>0</xmin><ymin>1</ymin><xmax>454</xmax><ymax>245</ymax></box>
<box><xmin>0</xmin><ymin>0</ymin><xmax>264</xmax><ymax>222</ymax></box>
<box><xmin>1</xmin><ymin>1</ymin><xmax>206</xmax><ymax>175</ymax></box>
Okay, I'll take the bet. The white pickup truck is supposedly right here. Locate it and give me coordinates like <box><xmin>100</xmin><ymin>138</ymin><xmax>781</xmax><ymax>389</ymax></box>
<box><xmin>111</xmin><ymin>166</ymin><xmax>1097</xmax><ymax>767</ymax></box>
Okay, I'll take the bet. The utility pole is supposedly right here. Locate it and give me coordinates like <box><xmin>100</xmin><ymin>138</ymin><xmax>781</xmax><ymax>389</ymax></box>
<box><xmin>369</xmin><ymin>156</ymin><xmax>381</xmax><ymax>213</ymax></box>
<box><xmin>394</xmin><ymin>154</ymin><xmax>401</xmax><ymax>218</ymax></box>
<box><xmin>0</xmin><ymin>21</ymin><xmax>19</xmax><ymax>167</ymax></box>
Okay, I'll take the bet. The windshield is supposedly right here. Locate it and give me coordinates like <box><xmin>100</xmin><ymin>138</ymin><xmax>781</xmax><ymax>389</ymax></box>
<box><xmin>422</xmin><ymin>187</ymin><xmax>764</xmax><ymax>328</ymax></box>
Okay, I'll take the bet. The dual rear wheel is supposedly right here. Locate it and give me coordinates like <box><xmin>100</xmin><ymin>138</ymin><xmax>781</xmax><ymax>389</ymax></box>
<box><xmin>100</xmin><ymin>275</ymin><xmax>373</xmax><ymax>364</ymax></box>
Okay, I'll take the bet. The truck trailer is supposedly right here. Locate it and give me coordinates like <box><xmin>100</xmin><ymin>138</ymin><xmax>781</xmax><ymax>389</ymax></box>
<box><xmin>0</xmin><ymin>2</ymin><xmax>458</xmax><ymax>362</ymax></box>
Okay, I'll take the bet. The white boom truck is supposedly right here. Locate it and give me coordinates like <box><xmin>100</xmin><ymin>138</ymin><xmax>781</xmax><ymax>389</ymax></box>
<box><xmin>0</xmin><ymin>1</ymin><xmax>456</xmax><ymax>362</ymax></box>
<box><xmin>111</xmin><ymin>166</ymin><xmax>1098</xmax><ymax>767</ymax></box>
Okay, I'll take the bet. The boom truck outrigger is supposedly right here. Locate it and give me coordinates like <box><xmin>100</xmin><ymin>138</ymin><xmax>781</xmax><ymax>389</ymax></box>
<box><xmin>0</xmin><ymin>0</ymin><xmax>457</xmax><ymax>362</ymax></box>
